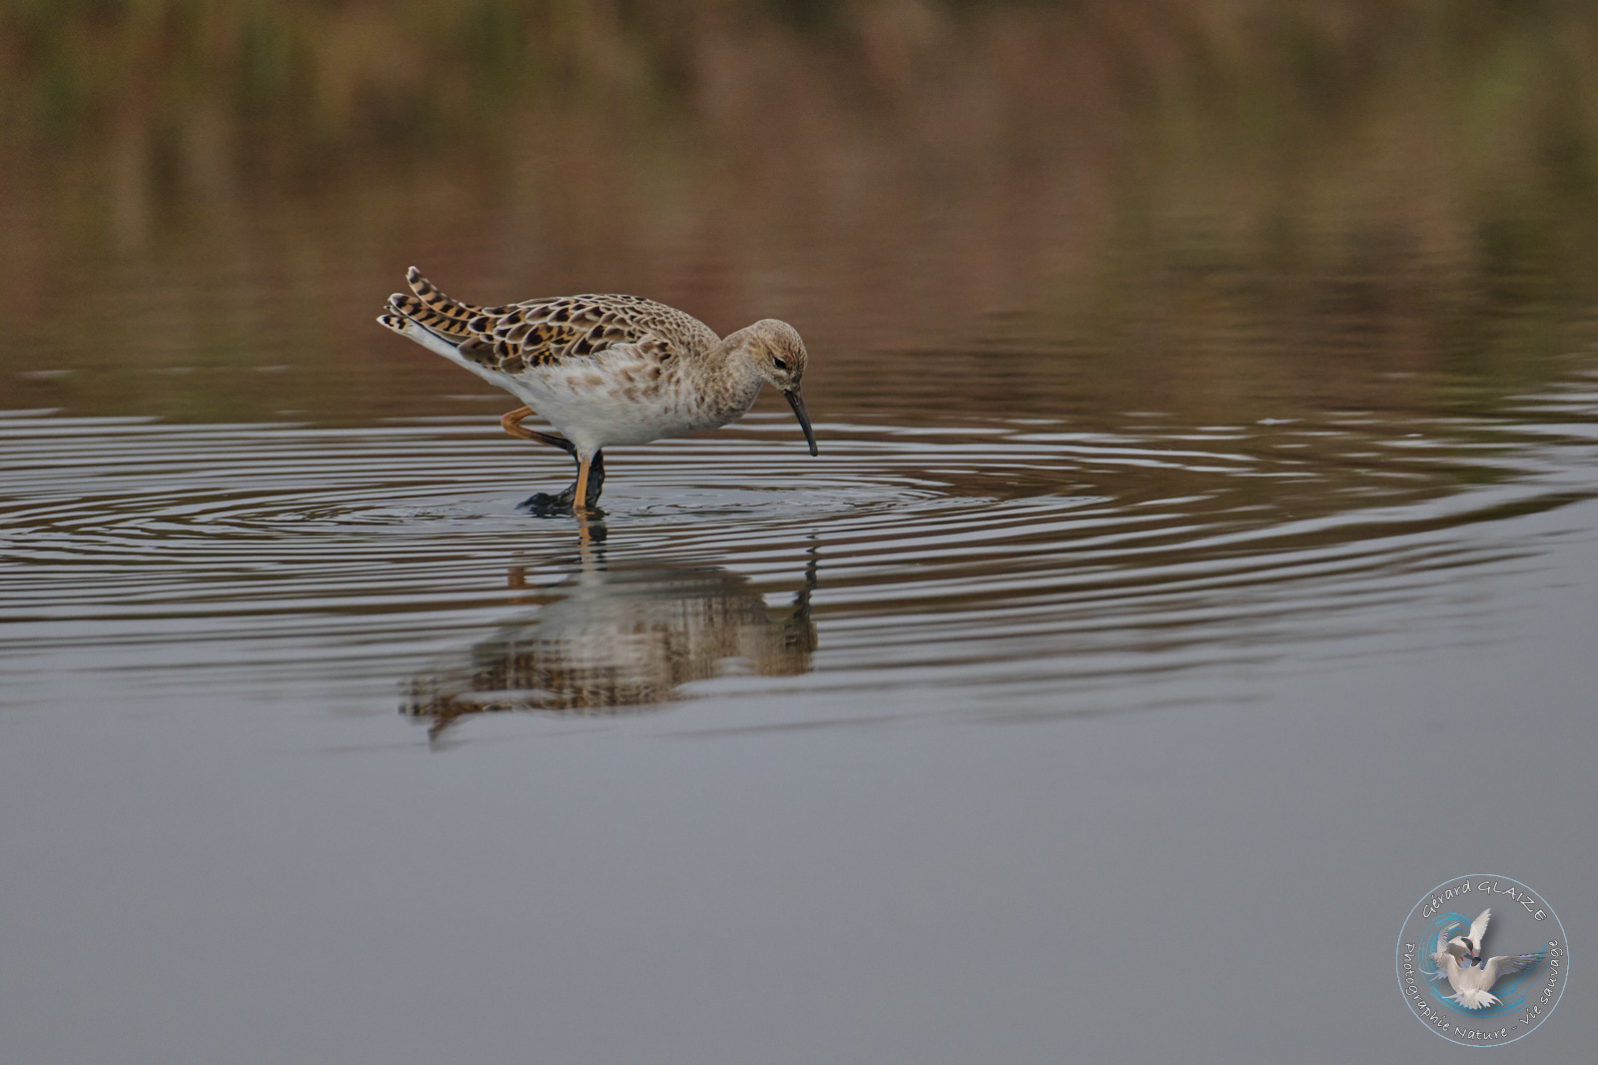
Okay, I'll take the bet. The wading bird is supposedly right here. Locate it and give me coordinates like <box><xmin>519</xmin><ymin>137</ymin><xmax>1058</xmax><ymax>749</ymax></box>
<box><xmin>378</xmin><ymin>268</ymin><xmax>817</xmax><ymax>512</ymax></box>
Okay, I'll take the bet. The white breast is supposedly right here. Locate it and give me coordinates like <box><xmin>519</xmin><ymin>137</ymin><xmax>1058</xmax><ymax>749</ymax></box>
<box><xmin>506</xmin><ymin>349</ymin><xmax>762</xmax><ymax>454</ymax></box>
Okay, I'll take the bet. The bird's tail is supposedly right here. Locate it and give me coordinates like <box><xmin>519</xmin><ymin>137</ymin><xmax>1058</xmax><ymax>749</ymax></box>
<box><xmin>379</xmin><ymin>267</ymin><xmax>480</xmax><ymax>341</ymax></box>
<box><xmin>1449</xmin><ymin>989</ymin><xmax>1500</xmax><ymax>1010</ymax></box>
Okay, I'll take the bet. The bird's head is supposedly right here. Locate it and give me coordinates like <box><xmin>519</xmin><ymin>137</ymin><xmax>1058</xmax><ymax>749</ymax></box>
<box><xmin>735</xmin><ymin>318</ymin><xmax>817</xmax><ymax>456</ymax></box>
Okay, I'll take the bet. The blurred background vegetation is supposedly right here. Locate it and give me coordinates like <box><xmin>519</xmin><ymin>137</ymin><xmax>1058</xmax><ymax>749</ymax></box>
<box><xmin>3</xmin><ymin>0</ymin><xmax>1597</xmax><ymax>423</ymax></box>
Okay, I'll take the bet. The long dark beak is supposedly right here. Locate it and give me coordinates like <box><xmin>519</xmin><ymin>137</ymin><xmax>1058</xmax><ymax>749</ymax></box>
<box><xmin>784</xmin><ymin>389</ymin><xmax>818</xmax><ymax>456</ymax></box>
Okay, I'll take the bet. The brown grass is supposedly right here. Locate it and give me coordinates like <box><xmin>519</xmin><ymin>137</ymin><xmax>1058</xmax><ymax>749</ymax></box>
<box><xmin>4</xmin><ymin>1</ymin><xmax>1597</xmax><ymax>422</ymax></box>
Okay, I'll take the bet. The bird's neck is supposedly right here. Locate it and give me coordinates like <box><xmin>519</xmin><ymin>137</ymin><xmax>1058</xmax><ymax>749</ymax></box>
<box><xmin>684</xmin><ymin>329</ymin><xmax>764</xmax><ymax>417</ymax></box>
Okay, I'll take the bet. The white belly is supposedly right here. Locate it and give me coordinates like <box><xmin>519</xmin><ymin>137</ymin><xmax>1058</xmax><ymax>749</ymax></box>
<box><xmin>506</xmin><ymin>356</ymin><xmax>759</xmax><ymax>454</ymax></box>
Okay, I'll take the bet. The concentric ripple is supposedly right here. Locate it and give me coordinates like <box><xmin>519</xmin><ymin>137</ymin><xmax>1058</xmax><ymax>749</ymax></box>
<box><xmin>2</xmin><ymin>397</ymin><xmax>1594</xmax><ymax>726</ymax></box>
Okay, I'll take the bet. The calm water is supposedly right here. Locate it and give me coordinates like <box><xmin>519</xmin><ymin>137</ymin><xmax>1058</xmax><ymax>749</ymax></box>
<box><xmin>5</xmin><ymin>4</ymin><xmax>1598</xmax><ymax>1062</ymax></box>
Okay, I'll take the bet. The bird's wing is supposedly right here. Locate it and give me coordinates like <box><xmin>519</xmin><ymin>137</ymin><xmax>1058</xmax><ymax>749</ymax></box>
<box><xmin>460</xmin><ymin>294</ymin><xmax>717</xmax><ymax>375</ymax></box>
<box><xmin>1468</xmin><ymin>908</ymin><xmax>1492</xmax><ymax>950</ymax></box>
<box><xmin>1483</xmin><ymin>953</ymin><xmax>1542</xmax><ymax>985</ymax></box>
<box><xmin>1431</xmin><ymin>930</ymin><xmax>1465</xmax><ymax>978</ymax></box>
<box><xmin>383</xmin><ymin>271</ymin><xmax>719</xmax><ymax>376</ymax></box>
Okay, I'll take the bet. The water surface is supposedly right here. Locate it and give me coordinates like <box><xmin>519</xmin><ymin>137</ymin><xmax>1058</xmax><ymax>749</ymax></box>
<box><xmin>5</xmin><ymin>4</ymin><xmax>1598</xmax><ymax>1062</ymax></box>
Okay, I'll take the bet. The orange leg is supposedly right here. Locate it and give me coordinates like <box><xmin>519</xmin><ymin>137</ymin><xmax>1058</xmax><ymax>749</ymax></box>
<box><xmin>574</xmin><ymin>455</ymin><xmax>594</xmax><ymax>511</ymax></box>
<box><xmin>517</xmin><ymin>448</ymin><xmax>603</xmax><ymax>515</ymax></box>
<box><xmin>499</xmin><ymin>406</ymin><xmax>535</xmax><ymax>439</ymax></box>
<box><xmin>500</xmin><ymin>407</ymin><xmax>574</xmax><ymax>454</ymax></box>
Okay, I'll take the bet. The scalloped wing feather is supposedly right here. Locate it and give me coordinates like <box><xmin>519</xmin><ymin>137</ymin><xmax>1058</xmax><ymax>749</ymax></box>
<box><xmin>387</xmin><ymin>270</ymin><xmax>722</xmax><ymax>379</ymax></box>
<box><xmin>459</xmin><ymin>291</ymin><xmax>718</xmax><ymax>375</ymax></box>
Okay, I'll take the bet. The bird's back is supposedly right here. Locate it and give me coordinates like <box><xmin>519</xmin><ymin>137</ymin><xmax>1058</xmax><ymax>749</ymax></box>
<box><xmin>384</xmin><ymin>268</ymin><xmax>719</xmax><ymax>377</ymax></box>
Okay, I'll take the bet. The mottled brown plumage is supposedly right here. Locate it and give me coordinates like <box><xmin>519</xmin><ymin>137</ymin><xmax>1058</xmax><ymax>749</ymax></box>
<box><xmin>385</xmin><ymin>268</ymin><xmax>717</xmax><ymax>375</ymax></box>
<box><xmin>377</xmin><ymin>267</ymin><xmax>818</xmax><ymax>513</ymax></box>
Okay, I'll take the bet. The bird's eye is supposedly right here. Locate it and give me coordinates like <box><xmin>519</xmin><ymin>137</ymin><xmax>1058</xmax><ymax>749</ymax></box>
<box><xmin>773</xmin><ymin>358</ymin><xmax>789</xmax><ymax>371</ymax></box>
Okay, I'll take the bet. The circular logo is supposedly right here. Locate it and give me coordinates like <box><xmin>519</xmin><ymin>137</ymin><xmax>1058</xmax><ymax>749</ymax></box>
<box><xmin>1395</xmin><ymin>874</ymin><xmax>1567</xmax><ymax>1046</ymax></box>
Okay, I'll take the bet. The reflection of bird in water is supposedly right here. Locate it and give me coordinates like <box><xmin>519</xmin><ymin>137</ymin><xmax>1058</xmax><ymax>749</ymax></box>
<box><xmin>403</xmin><ymin>550</ymin><xmax>817</xmax><ymax>742</ymax></box>
<box><xmin>377</xmin><ymin>268</ymin><xmax>818</xmax><ymax>514</ymax></box>
<box><xmin>1429</xmin><ymin>917</ymin><xmax>1541</xmax><ymax>1009</ymax></box>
